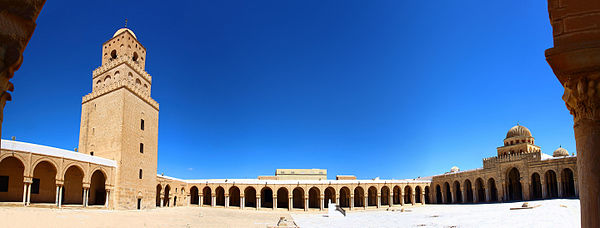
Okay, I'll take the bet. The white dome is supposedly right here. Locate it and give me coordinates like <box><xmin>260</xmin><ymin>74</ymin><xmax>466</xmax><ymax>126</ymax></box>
<box><xmin>553</xmin><ymin>147</ymin><xmax>569</xmax><ymax>157</ymax></box>
<box><xmin>113</xmin><ymin>28</ymin><xmax>137</xmax><ymax>39</ymax></box>
<box><xmin>450</xmin><ymin>166</ymin><xmax>460</xmax><ymax>173</ymax></box>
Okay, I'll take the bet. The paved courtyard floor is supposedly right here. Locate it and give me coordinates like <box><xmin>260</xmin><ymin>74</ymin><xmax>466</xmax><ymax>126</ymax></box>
<box><xmin>292</xmin><ymin>199</ymin><xmax>580</xmax><ymax>228</ymax></box>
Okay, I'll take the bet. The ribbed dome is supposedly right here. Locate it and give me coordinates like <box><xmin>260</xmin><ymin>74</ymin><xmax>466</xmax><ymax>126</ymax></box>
<box><xmin>113</xmin><ymin>28</ymin><xmax>137</xmax><ymax>39</ymax></box>
<box><xmin>553</xmin><ymin>147</ymin><xmax>569</xmax><ymax>157</ymax></box>
<box><xmin>450</xmin><ymin>166</ymin><xmax>460</xmax><ymax>173</ymax></box>
<box><xmin>506</xmin><ymin>125</ymin><xmax>532</xmax><ymax>138</ymax></box>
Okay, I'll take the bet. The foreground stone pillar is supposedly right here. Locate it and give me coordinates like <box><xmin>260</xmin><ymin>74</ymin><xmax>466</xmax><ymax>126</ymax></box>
<box><xmin>26</xmin><ymin>182</ymin><xmax>31</xmax><ymax>206</ymax></box>
<box><xmin>411</xmin><ymin>193</ymin><xmax>415</xmax><ymax>205</ymax></box>
<box><xmin>22</xmin><ymin>183</ymin><xmax>27</xmax><ymax>205</ymax></box>
<box><xmin>241</xmin><ymin>196</ymin><xmax>245</xmax><ymax>209</ymax></box>
<box><xmin>58</xmin><ymin>186</ymin><xmax>63</xmax><ymax>208</ymax></box>
<box><xmin>288</xmin><ymin>197</ymin><xmax>292</xmax><ymax>211</ymax></box>
<box><xmin>350</xmin><ymin>195</ymin><xmax>354</xmax><ymax>210</ymax></box>
<box><xmin>320</xmin><ymin>195</ymin><xmax>324</xmax><ymax>210</ymax></box>
<box><xmin>273</xmin><ymin>196</ymin><xmax>277</xmax><ymax>210</ymax></box>
<box><xmin>257</xmin><ymin>196</ymin><xmax>261</xmax><ymax>210</ymax></box>
<box><xmin>304</xmin><ymin>197</ymin><xmax>308</xmax><ymax>211</ymax></box>
<box><xmin>420</xmin><ymin>192</ymin><xmax>425</xmax><ymax>205</ymax></box>
<box><xmin>104</xmin><ymin>190</ymin><xmax>109</xmax><ymax>208</ymax></box>
<box><xmin>541</xmin><ymin>178</ymin><xmax>547</xmax><ymax>199</ymax></box>
<box><xmin>363</xmin><ymin>195</ymin><xmax>367</xmax><ymax>209</ymax></box>
<box><xmin>211</xmin><ymin>195</ymin><xmax>215</xmax><ymax>207</ymax></box>
<box><xmin>199</xmin><ymin>194</ymin><xmax>203</xmax><ymax>207</ymax></box>
<box><xmin>225</xmin><ymin>195</ymin><xmax>229</xmax><ymax>208</ymax></box>
<box><xmin>160</xmin><ymin>196</ymin><xmax>164</xmax><ymax>207</ymax></box>
<box><xmin>546</xmin><ymin>1</ymin><xmax>600</xmax><ymax>226</ymax></box>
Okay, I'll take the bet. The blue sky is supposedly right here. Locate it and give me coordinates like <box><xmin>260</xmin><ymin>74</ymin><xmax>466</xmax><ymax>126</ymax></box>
<box><xmin>5</xmin><ymin>0</ymin><xmax>574</xmax><ymax>180</ymax></box>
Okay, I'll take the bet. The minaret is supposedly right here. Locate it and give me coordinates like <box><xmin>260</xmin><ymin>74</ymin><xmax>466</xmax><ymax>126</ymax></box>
<box><xmin>78</xmin><ymin>27</ymin><xmax>159</xmax><ymax>210</ymax></box>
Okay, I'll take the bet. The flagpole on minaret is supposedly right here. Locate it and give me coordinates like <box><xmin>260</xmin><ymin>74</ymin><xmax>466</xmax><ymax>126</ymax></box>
<box><xmin>124</xmin><ymin>18</ymin><xmax>128</xmax><ymax>28</ymax></box>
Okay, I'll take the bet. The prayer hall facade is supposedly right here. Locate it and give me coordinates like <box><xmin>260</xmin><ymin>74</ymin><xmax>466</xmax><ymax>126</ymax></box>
<box><xmin>0</xmin><ymin>28</ymin><xmax>578</xmax><ymax>210</ymax></box>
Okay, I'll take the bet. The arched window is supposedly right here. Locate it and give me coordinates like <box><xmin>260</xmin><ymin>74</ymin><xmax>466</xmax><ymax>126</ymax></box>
<box><xmin>128</xmin><ymin>72</ymin><xmax>133</xmax><ymax>81</ymax></box>
<box><xmin>110</xmin><ymin>50</ymin><xmax>117</xmax><ymax>59</ymax></box>
<box><xmin>136</xmin><ymin>78</ymin><xmax>141</xmax><ymax>86</ymax></box>
<box><xmin>104</xmin><ymin>76</ymin><xmax>111</xmax><ymax>83</ymax></box>
<box><xmin>133</xmin><ymin>52</ymin><xmax>139</xmax><ymax>61</ymax></box>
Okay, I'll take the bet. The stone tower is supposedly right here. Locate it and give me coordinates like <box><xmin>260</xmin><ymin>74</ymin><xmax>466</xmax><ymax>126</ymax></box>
<box><xmin>78</xmin><ymin>28</ymin><xmax>159</xmax><ymax>209</ymax></box>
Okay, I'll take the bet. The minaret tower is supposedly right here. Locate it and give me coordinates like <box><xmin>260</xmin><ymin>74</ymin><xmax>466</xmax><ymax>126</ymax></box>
<box><xmin>78</xmin><ymin>27</ymin><xmax>159</xmax><ymax>210</ymax></box>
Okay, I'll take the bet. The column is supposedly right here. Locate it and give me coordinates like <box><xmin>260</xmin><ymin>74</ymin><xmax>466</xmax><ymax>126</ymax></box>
<box><xmin>22</xmin><ymin>183</ymin><xmax>27</xmax><ymax>205</ymax></box>
<box><xmin>257</xmin><ymin>196</ymin><xmax>261</xmax><ymax>210</ymax></box>
<box><xmin>160</xmin><ymin>196</ymin><xmax>164</xmax><ymax>207</ymax></box>
<box><xmin>199</xmin><ymin>194</ymin><xmax>203</xmax><ymax>207</ymax></box>
<box><xmin>55</xmin><ymin>185</ymin><xmax>60</xmax><ymax>206</ymax></box>
<box><xmin>304</xmin><ymin>197</ymin><xmax>309</xmax><ymax>211</ymax></box>
<box><xmin>411</xmin><ymin>193</ymin><xmax>415</xmax><ymax>206</ymax></box>
<box><xmin>521</xmin><ymin>181</ymin><xmax>530</xmax><ymax>201</ymax></box>
<box><xmin>376</xmin><ymin>194</ymin><xmax>380</xmax><ymax>208</ymax></box>
<box><xmin>350</xmin><ymin>195</ymin><xmax>354</xmax><ymax>210</ymax></box>
<box><xmin>541</xmin><ymin>179</ymin><xmax>547</xmax><ymax>199</ymax></box>
<box><xmin>86</xmin><ymin>188</ymin><xmax>90</xmax><ymax>207</ymax></box>
<box><xmin>363</xmin><ymin>195</ymin><xmax>367</xmax><ymax>209</ymax></box>
<box><xmin>420</xmin><ymin>193</ymin><xmax>425</xmax><ymax>205</ymax></box>
<box><xmin>400</xmin><ymin>193</ymin><xmax>405</xmax><ymax>206</ymax></box>
<box><xmin>288</xmin><ymin>197</ymin><xmax>292</xmax><ymax>211</ymax></box>
<box><xmin>558</xmin><ymin>181</ymin><xmax>563</xmax><ymax>198</ymax></box>
<box><xmin>58</xmin><ymin>186</ymin><xmax>63</xmax><ymax>208</ymax></box>
<box><xmin>485</xmin><ymin>187</ymin><xmax>490</xmax><ymax>202</ymax></box>
<box><xmin>225</xmin><ymin>195</ymin><xmax>229</xmax><ymax>208</ymax></box>
<box><xmin>273</xmin><ymin>196</ymin><xmax>277</xmax><ymax>210</ymax></box>
<box><xmin>460</xmin><ymin>187</ymin><xmax>465</xmax><ymax>204</ymax></box>
<box><xmin>83</xmin><ymin>188</ymin><xmax>88</xmax><ymax>207</ymax></box>
<box><xmin>187</xmin><ymin>194</ymin><xmax>191</xmax><ymax>206</ymax></box>
<box><xmin>104</xmin><ymin>190</ymin><xmax>110</xmax><ymax>208</ymax></box>
<box><xmin>335</xmin><ymin>195</ymin><xmax>339</xmax><ymax>206</ymax></box>
<box><xmin>388</xmin><ymin>193</ymin><xmax>392</xmax><ymax>207</ymax></box>
<box><xmin>211</xmin><ymin>195</ymin><xmax>215</xmax><ymax>207</ymax></box>
<box><xmin>241</xmin><ymin>196</ymin><xmax>245</xmax><ymax>209</ymax></box>
<box><xmin>574</xmin><ymin>178</ymin><xmax>579</xmax><ymax>197</ymax></box>
<box><xmin>26</xmin><ymin>182</ymin><xmax>31</xmax><ymax>206</ymax></box>
<box><xmin>473</xmin><ymin>189</ymin><xmax>478</xmax><ymax>203</ymax></box>
<box><xmin>320</xmin><ymin>195</ymin><xmax>324</xmax><ymax>211</ymax></box>
<box><xmin>440</xmin><ymin>190</ymin><xmax>445</xmax><ymax>204</ymax></box>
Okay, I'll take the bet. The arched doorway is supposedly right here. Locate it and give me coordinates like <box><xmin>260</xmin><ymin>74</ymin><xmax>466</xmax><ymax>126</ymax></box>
<box><xmin>292</xmin><ymin>187</ymin><xmax>304</xmax><ymax>209</ymax></box>
<box><xmin>545</xmin><ymin>170</ymin><xmax>558</xmax><ymax>198</ymax></box>
<box><xmin>444</xmin><ymin>182</ymin><xmax>451</xmax><ymax>204</ymax></box>
<box><xmin>367</xmin><ymin>186</ymin><xmax>377</xmax><ymax>206</ymax></box>
<box><xmin>260</xmin><ymin>187</ymin><xmax>272</xmax><ymax>208</ymax></box>
<box><xmin>562</xmin><ymin>168</ymin><xmax>575</xmax><ymax>197</ymax></box>
<box><xmin>381</xmin><ymin>186</ymin><xmax>390</xmax><ymax>206</ymax></box>
<box><xmin>464</xmin><ymin>180</ymin><xmax>473</xmax><ymax>203</ymax></box>
<box><xmin>245</xmin><ymin>187</ymin><xmax>257</xmax><ymax>208</ymax></box>
<box><xmin>488</xmin><ymin>178</ymin><xmax>498</xmax><ymax>202</ymax></box>
<box><xmin>415</xmin><ymin>186</ymin><xmax>422</xmax><ymax>204</ymax></box>
<box><xmin>404</xmin><ymin>186</ymin><xmax>412</xmax><ymax>204</ymax></box>
<box><xmin>31</xmin><ymin>161</ymin><xmax>57</xmax><ymax>203</ymax></box>
<box><xmin>163</xmin><ymin>185</ymin><xmax>171</xmax><ymax>206</ymax></box>
<box><xmin>453</xmin><ymin>181</ymin><xmax>462</xmax><ymax>203</ymax></box>
<box><xmin>0</xmin><ymin>157</ymin><xmax>24</xmax><ymax>202</ymax></box>
<box><xmin>475</xmin><ymin>178</ymin><xmax>485</xmax><ymax>202</ymax></box>
<box><xmin>276</xmin><ymin>188</ymin><xmax>288</xmax><ymax>209</ymax></box>
<box><xmin>156</xmin><ymin>185</ymin><xmax>162</xmax><ymax>206</ymax></box>
<box><xmin>89</xmin><ymin>170</ymin><xmax>106</xmax><ymax>205</ymax></box>
<box><xmin>215</xmin><ymin>186</ymin><xmax>225</xmax><ymax>206</ymax></box>
<box><xmin>424</xmin><ymin>186</ymin><xmax>430</xmax><ymax>204</ymax></box>
<box><xmin>393</xmin><ymin>186</ymin><xmax>401</xmax><ymax>205</ymax></box>
<box><xmin>190</xmin><ymin>186</ymin><xmax>199</xmax><ymax>205</ymax></box>
<box><xmin>324</xmin><ymin>187</ymin><xmax>335</xmax><ymax>208</ymax></box>
<box><xmin>435</xmin><ymin>185</ymin><xmax>442</xmax><ymax>203</ymax></box>
<box><xmin>63</xmin><ymin>166</ymin><xmax>83</xmax><ymax>204</ymax></box>
<box><xmin>354</xmin><ymin>187</ymin><xmax>364</xmax><ymax>208</ymax></box>
<box><xmin>507</xmin><ymin>168</ymin><xmax>522</xmax><ymax>201</ymax></box>
<box><xmin>308</xmin><ymin>187</ymin><xmax>320</xmax><ymax>209</ymax></box>
<box><xmin>531</xmin><ymin>173</ymin><xmax>542</xmax><ymax>199</ymax></box>
<box><xmin>202</xmin><ymin>187</ymin><xmax>211</xmax><ymax>206</ymax></box>
<box><xmin>229</xmin><ymin>186</ymin><xmax>240</xmax><ymax>207</ymax></box>
<box><xmin>339</xmin><ymin>187</ymin><xmax>350</xmax><ymax>208</ymax></box>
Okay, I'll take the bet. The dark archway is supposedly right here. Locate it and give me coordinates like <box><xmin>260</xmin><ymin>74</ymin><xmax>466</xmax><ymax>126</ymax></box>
<box><xmin>545</xmin><ymin>170</ymin><xmax>558</xmax><ymax>198</ymax></box>
<box><xmin>245</xmin><ymin>187</ymin><xmax>257</xmax><ymax>208</ymax></box>
<box><xmin>424</xmin><ymin>186</ymin><xmax>430</xmax><ymax>204</ymax></box>
<box><xmin>0</xmin><ymin>157</ymin><xmax>24</xmax><ymax>202</ymax></box>
<box><xmin>324</xmin><ymin>187</ymin><xmax>335</xmax><ymax>208</ymax></box>
<box><xmin>488</xmin><ymin>178</ymin><xmax>498</xmax><ymax>202</ymax></box>
<box><xmin>453</xmin><ymin>181</ymin><xmax>462</xmax><ymax>203</ymax></box>
<box><xmin>475</xmin><ymin>178</ymin><xmax>485</xmax><ymax>202</ymax></box>
<box><xmin>260</xmin><ymin>187</ymin><xmax>273</xmax><ymax>208</ymax></box>
<box><xmin>367</xmin><ymin>186</ymin><xmax>377</xmax><ymax>206</ymax></box>
<box><xmin>561</xmin><ymin>168</ymin><xmax>576</xmax><ymax>197</ymax></box>
<box><xmin>215</xmin><ymin>186</ymin><xmax>225</xmax><ymax>206</ymax></box>
<box><xmin>202</xmin><ymin>187</ymin><xmax>211</xmax><ymax>206</ymax></box>
<box><xmin>531</xmin><ymin>173</ymin><xmax>542</xmax><ymax>199</ymax></box>
<box><xmin>507</xmin><ymin>168</ymin><xmax>522</xmax><ymax>201</ymax></box>
<box><xmin>190</xmin><ymin>186</ymin><xmax>199</xmax><ymax>205</ymax></box>
<box><xmin>404</xmin><ymin>186</ymin><xmax>412</xmax><ymax>204</ymax></box>
<box><xmin>229</xmin><ymin>186</ymin><xmax>240</xmax><ymax>207</ymax></box>
<box><xmin>393</xmin><ymin>186</ymin><xmax>401</xmax><ymax>205</ymax></box>
<box><xmin>444</xmin><ymin>182</ymin><xmax>451</xmax><ymax>204</ymax></box>
<box><xmin>156</xmin><ymin>185</ymin><xmax>162</xmax><ymax>206</ymax></box>
<box><xmin>339</xmin><ymin>187</ymin><xmax>351</xmax><ymax>208</ymax></box>
<box><xmin>31</xmin><ymin>161</ymin><xmax>56</xmax><ymax>203</ymax></box>
<box><xmin>415</xmin><ymin>186</ymin><xmax>422</xmax><ymax>204</ymax></box>
<box><xmin>381</xmin><ymin>186</ymin><xmax>390</xmax><ymax>206</ymax></box>
<box><xmin>354</xmin><ymin>187</ymin><xmax>364</xmax><ymax>207</ymax></box>
<box><xmin>308</xmin><ymin>187</ymin><xmax>320</xmax><ymax>209</ymax></box>
<box><xmin>163</xmin><ymin>185</ymin><xmax>171</xmax><ymax>206</ymax></box>
<box><xmin>276</xmin><ymin>188</ymin><xmax>288</xmax><ymax>209</ymax></box>
<box><xmin>89</xmin><ymin>170</ymin><xmax>106</xmax><ymax>205</ymax></box>
<box><xmin>63</xmin><ymin>166</ymin><xmax>83</xmax><ymax>204</ymax></box>
<box><xmin>292</xmin><ymin>187</ymin><xmax>304</xmax><ymax>209</ymax></box>
<box><xmin>464</xmin><ymin>180</ymin><xmax>473</xmax><ymax>203</ymax></box>
<box><xmin>435</xmin><ymin>185</ymin><xmax>442</xmax><ymax>203</ymax></box>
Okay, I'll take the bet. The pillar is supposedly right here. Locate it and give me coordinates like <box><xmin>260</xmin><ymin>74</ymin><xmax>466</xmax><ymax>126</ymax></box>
<box><xmin>257</xmin><ymin>196</ymin><xmax>261</xmax><ymax>210</ymax></box>
<box><xmin>420</xmin><ymin>192</ymin><xmax>425</xmax><ymax>205</ymax></box>
<box><xmin>26</xmin><ymin>182</ymin><xmax>31</xmax><ymax>206</ymax></box>
<box><xmin>388</xmin><ymin>193</ymin><xmax>392</xmax><ymax>207</ymax></box>
<box><xmin>273</xmin><ymin>196</ymin><xmax>277</xmax><ymax>210</ymax></box>
<box><xmin>211</xmin><ymin>195</ymin><xmax>215</xmax><ymax>207</ymax></box>
<box><xmin>241</xmin><ymin>196</ymin><xmax>245</xmax><ymax>209</ymax></box>
<box><xmin>485</xmin><ymin>187</ymin><xmax>490</xmax><ymax>202</ymax></box>
<box><xmin>411</xmin><ymin>193</ymin><xmax>415</xmax><ymax>206</ymax></box>
<box><xmin>104</xmin><ymin>190</ymin><xmax>110</xmax><ymax>208</ymax></box>
<box><xmin>400</xmin><ymin>193</ymin><xmax>405</xmax><ymax>205</ymax></box>
<box><xmin>187</xmin><ymin>194</ymin><xmax>191</xmax><ymax>206</ymax></box>
<box><xmin>199</xmin><ymin>194</ymin><xmax>203</xmax><ymax>207</ymax></box>
<box><xmin>335</xmin><ymin>195</ymin><xmax>339</xmax><ymax>206</ymax></box>
<box><xmin>83</xmin><ymin>188</ymin><xmax>88</xmax><ymax>207</ymax></box>
<box><xmin>304</xmin><ymin>197</ymin><xmax>308</xmax><ymax>211</ymax></box>
<box><xmin>22</xmin><ymin>183</ymin><xmax>27</xmax><ymax>205</ymax></box>
<box><xmin>58</xmin><ymin>186</ymin><xmax>63</xmax><ymax>208</ymax></box>
<box><xmin>320</xmin><ymin>195</ymin><xmax>324</xmax><ymax>211</ymax></box>
<box><xmin>55</xmin><ymin>185</ymin><xmax>60</xmax><ymax>206</ymax></box>
<box><xmin>546</xmin><ymin>1</ymin><xmax>600</xmax><ymax>226</ymax></box>
<box><xmin>574</xmin><ymin>178</ymin><xmax>579</xmax><ymax>197</ymax></box>
<box><xmin>350</xmin><ymin>195</ymin><xmax>354</xmax><ymax>210</ymax></box>
<box><xmin>541</xmin><ymin>178</ymin><xmax>547</xmax><ymax>199</ymax></box>
<box><xmin>288</xmin><ymin>197</ymin><xmax>292</xmax><ymax>211</ymax></box>
<box><xmin>160</xmin><ymin>196</ymin><xmax>164</xmax><ymax>207</ymax></box>
<box><xmin>521</xmin><ymin>180</ymin><xmax>530</xmax><ymax>201</ymax></box>
<box><xmin>225</xmin><ymin>195</ymin><xmax>229</xmax><ymax>208</ymax></box>
<box><xmin>86</xmin><ymin>188</ymin><xmax>90</xmax><ymax>207</ymax></box>
<box><xmin>363</xmin><ymin>195</ymin><xmax>367</xmax><ymax>209</ymax></box>
<box><xmin>558</xmin><ymin>181</ymin><xmax>563</xmax><ymax>198</ymax></box>
<box><xmin>460</xmin><ymin>187</ymin><xmax>466</xmax><ymax>204</ymax></box>
<box><xmin>376</xmin><ymin>194</ymin><xmax>380</xmax><ymax>208</ymax></box>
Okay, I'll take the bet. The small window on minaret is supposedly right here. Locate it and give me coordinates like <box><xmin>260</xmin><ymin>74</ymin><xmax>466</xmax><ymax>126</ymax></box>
<box><xmin>133</xmin><ymin>52</ymin><xmax>139</xmax><ymax>61</ymax></box>
<box><xmin>111</xmin><ymin>50</ymin><xmax>117</xmax><ymax>59</ymax></box>
<box><xmin>141</xmin><ymin>119</ymin><xmax>145</xmax><ymax>130</ymax></box>
<box><xmin>140</xmin><ymin>143</ymin><xmax>144</xmax><ymax>153</ymax></box>
<box><xmin>139</xmin><ymin>169</ymin><xmax>143</xmax><ymax>179</ymax></box>
<box><xmin>90</xmin><ymin>152</ymin><xmax>94</xmax><ymax>156</ymax></box>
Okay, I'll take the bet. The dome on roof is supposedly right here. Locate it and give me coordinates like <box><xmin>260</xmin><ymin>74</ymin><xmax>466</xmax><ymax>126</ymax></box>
<box><xmin>553</xmin><ymin>147</ymin><xmax>569</xmax><ymax>157</ymax></box>
<box><xmin>506</xmin><ymin>125</ymin><xmax>532</xmax><ymax>138</ymax></box>
<box><xmin>113</xmin><ymin>28</ymin><xmax>137</xmax><ymax>39</ymax></box>
<box><xmin>450</xmin><ymin>166</ymin><xmax>460</xmax><ymax>173</ymax></box>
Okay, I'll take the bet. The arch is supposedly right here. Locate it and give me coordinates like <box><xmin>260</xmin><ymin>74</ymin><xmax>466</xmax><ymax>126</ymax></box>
<box><xmin>133</xmin><ymin>52</ymin><xmax>139</xmax><ymax>61</ymax></box>
<box><xmin>435</xmin><ymin>185</ymin><xmax>442</xmax><ymax>204</ymax></box>
<box><xmin>292</xmin><ymin>187</ymin><xmax>304</xmax><ymax>209</ymax></box>
<box><xmin>135</xmin><ymin>78</ymin><xmax>142</xmax><ymax>86</ymax></box>
<box><xmin>308</xmin><ymin>187</ymin><xmax>320</xmax><ymax>209</ymax></box>
<box><xmin>381</xmin><ymin>186</ymin><xmax>390</xmax><ymax>206</ymax></box>
<box><xmin>202</xmin><ymin>187</ymin><xmax>211</xmax><ymax>206</ymax></box>
<box><xmin>393</xmin><ymin>185</ymin><xmax>401</xmax><ymax>205</ymax></box>
<box><xmin>464</xmin><ymin>179</ymin><xmax>473</xmax><ymax>203</ymax></box>
<box><xmin>507</xmin><ymin>167</ymin><xmax>522</xmax><ymax>201</ymax></box>
<box><xmin>0</xmin><ymin>156</ymin><xmax>25</xmax><ymax>202</ymax></box>
<box><xmin>443</xmin><ymin>182</ymin><xmax>451</xmax><ymax>204</ymax></box>
<box><xmin>339</xmin><ymin>187</ymin><xmax>351</xmax><ymax>208</ymax></box>
<box><xmin>31</xmin><ymin>161</ymin><xmax>57</xmax><ymax>203</ymax></box>
<box><xmin>415</xmin><ymin>186</ymin><xmax>422</xmax><ymax>204</ymax></box>
<box><xmin>404</xmin><ymin>185</ymin><xmax>412</xmax><ymax>204</ymax></box>
<box><xmin>110</xmin><ymin>50</ymin><xmax>117</xmax><ymax>59</ymax></box>
<box><xmin>215</xmin><ymin>186</ymin><xmax>225</xmax><ymax>206</ymax></box>
<box><xmin>488</xmin><ymin>178</ymin><xmax>498</xmax><ymax>202</ymax></box>
<box><xmin>163</xmin><ymin>185</ymin><xmax>171</xmax><ymax>207</ymax></box>
<box><xmin>424</xmin><ymin>186</ymin><xmax>430</xmax><ymax>204</ymax></box>
<box><xmin>475</xmin><ymin>178</ymin><xmax>485</xmax><ymax>202</ymax></box>
<box><xmin>156</xmin><ymin>184</ymin><xmax>162</xmax><ymax>206</ymax></box>
<box><xmin>561</xmin><ymin>168</ymin><xmax>576</xmax><ymax>197</ymax></box>
<box><xmin>190</xmin><ymin>186</ymin><xmax>199</xmax><ymax>205</ymax></box>
<box><xmin>63</xmin><ymin>165</ymin><xmax>84</xmax><ymax>204</ymax></box>
<box><xmin>324</xmin><ymin>187</ymin><xmax>335</xmax><ymax>208</ymax></box>
<box><xmin>104</xmin><ymin>75</ymin><xmax>111</xmax><ymax>83</ymax></box>
<box><xmin>545</xmin><ymin>170</ymin><xmax>558</xmax><ymax>198</ymax></box>
<box><xmin>354</xmin><ymin>186</ymin><xmax>364</xmax><ymax>208</ymax></box>
<box><xmin>531</xmin><ymin>173</ymin><xmax>542</xmax><ymax>200</ymax></box>
<box><xmin>228</xmin><ymin>186</ymin><xmax>240</xmax><ymax>207</ymax></box>
<box><xmin>128</xmin><ymin>72</ymin><xmax>133</xmax><ymax>81</ymax></box>
<box><xmin>260</xmin><ymin>187</ymin><xmax>272</xmax><ymax>208</ymax></box>
<box><xmin>276</xmin><ymin>187</ymin><xmax>288</xmax><ymax>209</ymax></box>
<box><xmin>367</xmin><ymin>186</ymin><xmax>377</xmax><ymax>207</ymax></box>
<box><xmin>244</xmin><ymin>186</ymin><xmax>256</xmax><ymax>208</ymax></box>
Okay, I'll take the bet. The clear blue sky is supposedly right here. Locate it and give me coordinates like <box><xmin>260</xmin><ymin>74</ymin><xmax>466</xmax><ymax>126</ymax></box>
<box><xmin>5</xmin><ymin>0</ymin><xmax>574</xmax><ymax>180</ymax></box>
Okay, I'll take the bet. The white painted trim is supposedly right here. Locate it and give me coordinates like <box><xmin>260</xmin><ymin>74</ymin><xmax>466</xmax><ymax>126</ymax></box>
<box><xmin>1</xmin><ymin>140</ymin><xmax>117</xmax><ymax>167</ymax></box>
